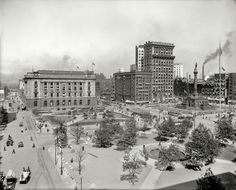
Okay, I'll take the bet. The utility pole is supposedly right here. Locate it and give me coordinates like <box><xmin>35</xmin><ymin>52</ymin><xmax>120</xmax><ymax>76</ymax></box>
<box><xmin>60</xmin><ymin>147</ymin><xmax>63</xmax><ymax>175</ymax></box>
<box><xmin>80</xmin><ymin>177</ymin><xmax>82</xmax><ymax>190</ymax></box>
<box><xmin>219</xmin><ymin>41</ymin><xmax>222</xmax><ymax>119</ymax></box>
<box><xmin>55</xmin><ymin>138</ymin><xmax>57</xmax><ymax>165</ymax></box>
<box><xmin>0</xmin><ymin>31</ymin><xmax>2</xmax><ymax>88</ymax></box>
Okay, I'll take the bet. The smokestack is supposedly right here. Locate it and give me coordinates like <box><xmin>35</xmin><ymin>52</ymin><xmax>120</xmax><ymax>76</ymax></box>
<box><xmin>202</xmin><ymin>63</ymin><xmax>205</xmax><ymax>81</ymax></box>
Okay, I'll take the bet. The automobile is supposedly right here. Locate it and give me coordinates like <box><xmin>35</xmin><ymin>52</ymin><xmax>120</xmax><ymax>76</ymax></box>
<box><xmin>19</xmin><ymin>167</ymin><xmax>31</xmax><ymax>184</ymax></box>
<box><xmin>3</xmin><ymin>170</ymin><xmax>17</xmax><ymax>190</ymax></box>
<box><xmin>18</xmin><ymin>141</ymin><xmax>24</xmax><ymax>148</ymax></box>
<box><xmin>6</xmin><ymin>139</ymin><xmax>14</xmax><ymax>147</ymax></box>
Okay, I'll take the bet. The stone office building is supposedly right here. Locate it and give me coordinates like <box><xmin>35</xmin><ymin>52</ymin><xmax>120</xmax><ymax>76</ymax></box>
<box><xmin>22</xmin><ymin>70</ymin><xmax>96</xmax><ymax>109</ymax></box>
<box><xmin>143</xmin><ymin>41</ymin><xmax>175</xmax><ymax>102</ymax></box>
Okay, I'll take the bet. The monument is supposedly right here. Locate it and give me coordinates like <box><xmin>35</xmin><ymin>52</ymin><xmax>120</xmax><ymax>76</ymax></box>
<box><xmin>178</xmin><ymin>63</ymin><xmax>210</xmax><ymax>110</ymax></box>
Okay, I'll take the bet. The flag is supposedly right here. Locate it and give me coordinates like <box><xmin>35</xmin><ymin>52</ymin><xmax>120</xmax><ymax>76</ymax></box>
<box><xmin>92</xmin><ymin>62</ymin><xmax>95</xmax><ymax>66</ymax></box>
<box><xmin>222</xmin><ymin>67</ymin><xmax>225</xmax><ymax>71</ymax></box>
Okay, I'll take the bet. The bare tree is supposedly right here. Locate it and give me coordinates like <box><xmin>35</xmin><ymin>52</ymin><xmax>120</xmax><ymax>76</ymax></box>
<box><xmin>120</xmin><ymin>152</ymin><xmax>146</xmax><ymax>185</ymax></box>
<box><xmin>70</xmin><ymin>124</ymin><xmax>84</xmax><ymax>145</ymax></box>
<box><xmin>74</xmin><ymin>145</ymin><xmax>87</xmax><ymax>175</ymax></box>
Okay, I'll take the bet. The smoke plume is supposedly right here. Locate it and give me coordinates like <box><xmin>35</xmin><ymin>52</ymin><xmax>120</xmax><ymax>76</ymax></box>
<box><xmin>203</xmin><ymin>31</ymin><xmax>234</xmax><ymax>65</ymax></box>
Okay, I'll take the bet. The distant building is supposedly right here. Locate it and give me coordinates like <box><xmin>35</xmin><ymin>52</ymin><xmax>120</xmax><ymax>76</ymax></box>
<box><xmin>227</xmin><ymin>73</ymin><xmax>236</xmax><ymax>103</ymax></box>
<box><xmin>213</xmin><ymin>73</ymin><xmax>228</xmax><ymax>100</ymax></box>
<box><xmin>174</xmin><ymin>78</ymin><xmax>214</xmax><ymax>97</ymax></box>
<box><xmin>135</xmin><ymin>45</ymin><xmax>144</xmax><ymax>71</ymax></box>
<box><xmin>114</xmin><ymin>71</ymin><xmax>152</xmax><ymax>102</ymax></box>
<box><xmin>0</xmin><ymin>89</ymin><xmax>4</xmax><ymax>107</ymax></box>
<box><xmin>22</xmin><ymin>70</ymin><xmax>96</xmax><ymax>110</ymax></box>
<box><xmin>143</xmin><ymin>41</ymin><xmax>175</xmax><ymax>102</ymax></box>
<box><xmin>173</xmin><ymin>63</ymin><xmax>183</xmax><ymax>78</ymax></box>
<box><xmin>130</xmin><ymin>64</ymin><xmax>136</xmax><ymax>72</ymax></box>
<box><xmin>96</xmin><ymin>77</ymin><xmax>113</xmax><ymax>99</ymax></box>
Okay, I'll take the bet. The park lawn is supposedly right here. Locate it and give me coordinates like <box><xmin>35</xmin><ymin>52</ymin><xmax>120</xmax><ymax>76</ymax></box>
<box><xmin>217</xmin><ymin>145</ymin><xmax>236</xmax><ymax>161</ymax></box>
<box><xmin>59</xmin><ymin>144</ymin><xmax>151</xmax><ymax>189</ymax></box>
<box><xmin>136</xmin><ymin>132</ymin><xmax>158</xmax><ymax>146</ymax></box>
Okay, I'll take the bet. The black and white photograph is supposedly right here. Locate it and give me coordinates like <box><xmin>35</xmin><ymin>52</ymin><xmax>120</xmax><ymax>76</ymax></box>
<box><xmin>0</xmin><ymin>0</ymin><xmax>236</xmax><ymax>189</ymax></box>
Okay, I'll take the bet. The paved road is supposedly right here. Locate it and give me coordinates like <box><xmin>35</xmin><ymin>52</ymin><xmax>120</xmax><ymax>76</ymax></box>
<box><xmin>1</xmin><ymin>110</ymin><xmax>65</xmax><ymax>189</ymax></box>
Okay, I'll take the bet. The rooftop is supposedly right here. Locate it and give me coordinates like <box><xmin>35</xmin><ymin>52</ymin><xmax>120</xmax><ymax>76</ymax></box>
<box><xmin>145</xmin><ymin>41</ymin><xmax>175</xmax><ymax>47</ymax></box>
<box><xmin>23</xmin><ymin>70</ymin><xmax>96</xmax><ymax>80</ymax></box>
<box><xmin>114</xmin><ymin>71</ymin><xmax>152</xmax><ymax>76</ymax></box>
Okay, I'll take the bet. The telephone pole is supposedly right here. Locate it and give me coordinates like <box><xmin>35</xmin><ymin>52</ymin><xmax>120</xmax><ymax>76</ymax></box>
<box><xmin>219</xmin><ymin>41</ymin><xmax>222</xmax><ymax>119</ymax></box>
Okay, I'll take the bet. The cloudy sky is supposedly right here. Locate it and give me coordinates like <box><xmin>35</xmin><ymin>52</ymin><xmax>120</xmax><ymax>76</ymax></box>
<box><xmin>0</xmin><ymin>0</ymin><xmax>236</xmax><ymax>84</ymax></box>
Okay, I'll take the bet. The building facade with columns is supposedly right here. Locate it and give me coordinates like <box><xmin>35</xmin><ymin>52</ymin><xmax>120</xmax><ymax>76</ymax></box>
<box><xmin>22</xmin><ymin>70</ymin><xmax>96</xmax><ymax>110</ymax></box>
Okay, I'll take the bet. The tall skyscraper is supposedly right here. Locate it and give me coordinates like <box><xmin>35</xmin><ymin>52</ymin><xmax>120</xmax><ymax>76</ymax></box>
<box><xmin>135</xmin><ymin>45</ymin><xmax>144</xmax><ymax>71</ymax></box>
<box><xmin>173</xmin><ymin>63</ymin><xmax>184</xmax><ymax>78</ymax></box>
<box><xmin>143</xmin><ymin>41</ymin><xmax>175</xmax><ymax>102</ymax></box>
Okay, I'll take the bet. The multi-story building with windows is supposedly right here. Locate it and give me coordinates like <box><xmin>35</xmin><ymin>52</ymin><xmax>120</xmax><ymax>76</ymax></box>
<box><xmin>173</xmin><ymin>63</ymin><xmax>183</xmax><ymax>78</ymax></box>
<box><xmin>143</xmin><ymin>41</ymin><xmax>175</xmax><ymax>102</ymax></box>
<box><xmin>227</xmin><ymin>73</ymin><xmax>236</xmax><ymax>102</ymax></box>
<box><xmin>213</xmin><ymin>73</ymin><xmax>228</xmax><ymax>100</ymax></box>
<box><xmin>135</xmin><ymin>45</ymin><xmax>144</xmax><ymax>71</ymax></box>
<box><xmin>114</xmin><ymin>71</ymin><xmax>152</xmax><ymax>102</ymax></box>
<box><xmin>22</xmin><ymin>70</ymin><xmax>96</xmax><ymax>109</ymax></box>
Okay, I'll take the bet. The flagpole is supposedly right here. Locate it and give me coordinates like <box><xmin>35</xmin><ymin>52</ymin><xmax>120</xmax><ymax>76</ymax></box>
<box><xmin>0</xmin><ymin>31</ymin><xmax>2</xmax><ymax>88</ymax></box>
<box><xmin>219</xmin><ymin>40</ymin><xmax>221</xmax><ymax>119</ymax></box>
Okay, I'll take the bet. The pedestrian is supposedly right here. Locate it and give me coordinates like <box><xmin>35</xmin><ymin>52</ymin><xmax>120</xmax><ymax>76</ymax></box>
<box><xmin>4</xmin><ymin>146</ymin><xmax>6</xmax><ymax>151</ymax></box>
<box><xmin>32</xmin><ymin>143</ymin><xmax>35</xmax><ymax>148</ymax></box>
<box><xmin>12</xmin><ymin>149</ymin><xmax>15</xmax><ymax>154</ymax></box>
<box><xmin>43</xmin><ymin>146</ymin><xmax>45</xmax><ymax>150</ymax></box>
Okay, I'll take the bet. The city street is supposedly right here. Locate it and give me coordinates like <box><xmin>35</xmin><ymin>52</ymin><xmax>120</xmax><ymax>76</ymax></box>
<box><xmin>1</xmin><ymin>110</ymin><xmax>64</xmax><ymax>189</ymax></box>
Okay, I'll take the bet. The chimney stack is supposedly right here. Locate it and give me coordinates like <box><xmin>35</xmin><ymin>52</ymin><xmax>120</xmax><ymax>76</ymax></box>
<box><xmin>202</xmin><ymin>63</ymin><xmax>205</xmax><ymax>81</ymax></box>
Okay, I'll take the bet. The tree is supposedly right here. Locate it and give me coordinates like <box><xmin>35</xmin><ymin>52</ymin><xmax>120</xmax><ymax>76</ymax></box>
<box><xmin>108</xmin><ymin>122</ymin><xmax>124</xmax><ymax>139</ymax></box>
<box><xmin>120</xmin><ymin>153</ymin><xmax>146</xmax><ymax>185</ymax></box>
<box><xmin>157</xmin><ymin>117</ymin><xmax>176</xmax><ymax>137</ymax></box>
<box><xmin>0</xmin><ymin>108</ymin><xmax>8</xmax><ymax>124</ymax></box>
<box><xmin>54</xmin><ymin>123</ymin><xmax>68</xmax><ymax>148</ymax></box>
<box><xmin>185</xmin><ymin>123</ymin><xmax>219</xmax><ymax>163</ymax></box>
<box><xmin>196</xmin><ymin>168</ymin><xmax>225</xmax><ymax>190</ymax></box>
<box><xmin>70</xmin><ymin>124</ymin><xmax>84</xmax><ymax>144</ymax></box>
<box><xmin>216</xmin><ymin>118</ymin><xmax>234</xmax><ymax>142</ymax></box>
<box><xmin>117</xmin><ymin>118</ymin><xmax>138</xmax><ymax>150</ymax></box>
<box><xmin>182</xmin><ymin>118</ymin><xmax>193</xmax><ymax>129</ymax></box>
<box><xmin>73</xmin><ymin>145</ymin><xmax>87</xmax><ymax>175</ymax></box>
<box><xmin>155</xmin><ymin>144</ymin><xmax>182</xmax><ymax>171</ymax></box>
<box><xmin>176</xmin><ymin>118</ymin><xmax>192</xmax><ymax>139</ymax></box>
<box><xmin>94</xmin><ymin>121</ymin><xmax>113</xmax><ymax>147</ymax></box>
<box><xmin>139</xmin><ymin>145</ymin><xmax>149</xmax><ymax>162</ymax></box>
<box><xmin>139</xmin><ymin>122</ymin><xmax>149</xmax><ymax>132</ymax></box>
